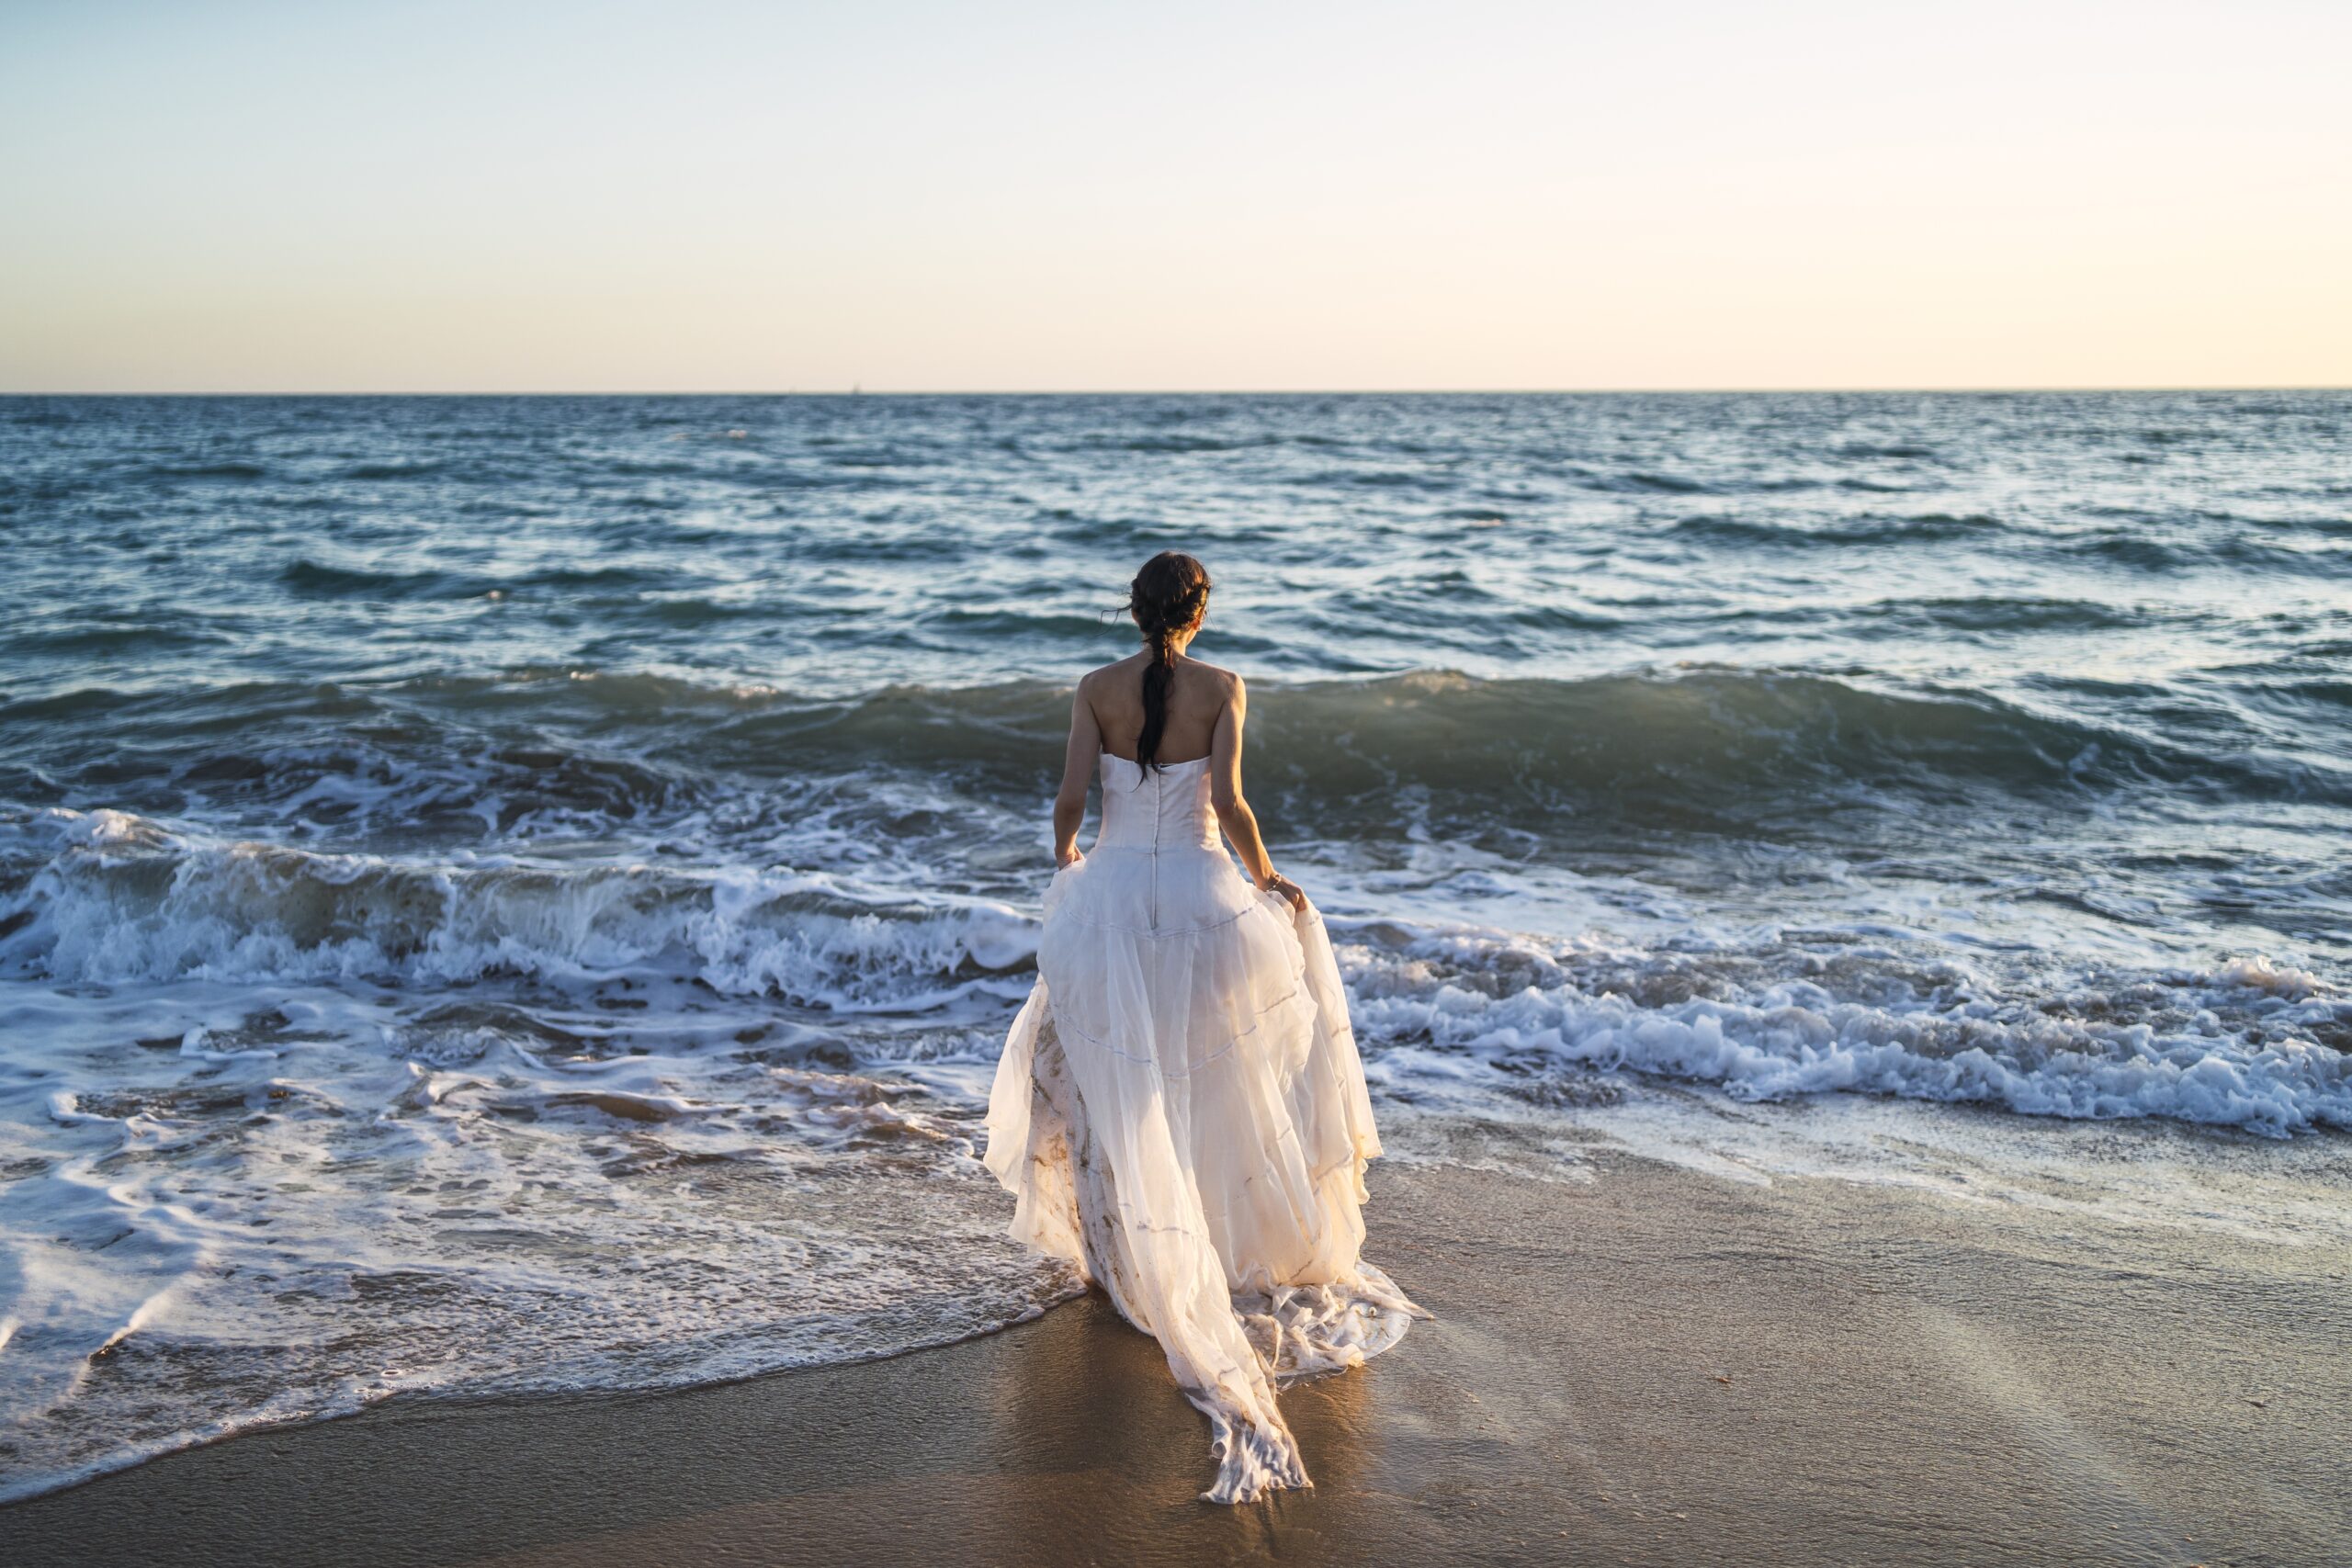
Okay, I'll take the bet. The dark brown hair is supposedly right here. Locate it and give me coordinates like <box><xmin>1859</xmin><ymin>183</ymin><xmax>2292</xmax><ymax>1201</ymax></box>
<box><xmin>1127</xmin><ymin>551</ymin><xmax>1212</xmax><ymax>770</ymax></box>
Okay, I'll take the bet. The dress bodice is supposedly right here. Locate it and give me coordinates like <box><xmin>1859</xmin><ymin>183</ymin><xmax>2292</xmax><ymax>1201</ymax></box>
<box><xmin>1095</xmin><ymin>752</ymin><xmax>1221</xmax><ymax>852</ymax></box>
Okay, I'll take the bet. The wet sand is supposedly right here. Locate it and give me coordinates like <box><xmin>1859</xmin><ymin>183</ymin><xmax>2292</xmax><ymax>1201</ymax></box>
<box><xmin>6</xmin><ymin>1146</ymin><xmax>2347</xmax><ymax>1567</ymax></box>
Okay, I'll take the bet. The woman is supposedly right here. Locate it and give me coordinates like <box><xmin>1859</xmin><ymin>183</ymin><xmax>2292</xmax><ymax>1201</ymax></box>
<box><xmin>984</xmin><ymin>550</ymin><xmax>1419</xmax><ymax>1504</ymax></box>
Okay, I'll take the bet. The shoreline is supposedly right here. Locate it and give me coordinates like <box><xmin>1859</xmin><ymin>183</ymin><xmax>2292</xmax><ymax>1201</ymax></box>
<box><xmin>7</xmin><ymin>1146</ymin><xmax>2348</xmax><ymax>1566</ymax></box>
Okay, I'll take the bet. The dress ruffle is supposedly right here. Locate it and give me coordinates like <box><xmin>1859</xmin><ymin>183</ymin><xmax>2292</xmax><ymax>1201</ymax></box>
<box><xmin>985</xmin><ymin>813</ymin><xmax>1419</xmax><ymax>1504</ymax></box>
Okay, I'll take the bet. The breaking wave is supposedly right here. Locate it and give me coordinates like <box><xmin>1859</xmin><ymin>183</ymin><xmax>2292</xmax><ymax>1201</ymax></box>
<box><xmin>21</xmin><ymin>668</ymin><xmax>2347</xmax><ymax>846</ymax></box>
<box><xmin>7</xmin><ymin>809</ymin><xmax>2345</xmax><ymax>1137</ymax></box>
<box><xmin>3</xmin><ymin>809</ymin><xmax>1037</xmax><ymax>1012</ymax></box>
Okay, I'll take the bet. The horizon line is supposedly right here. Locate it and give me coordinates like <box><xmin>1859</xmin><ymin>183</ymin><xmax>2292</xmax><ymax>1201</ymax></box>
<box><xmin>3</xmin><ymin>384</ymin><xmax>2348</xmax><ymax>398</ymax></box>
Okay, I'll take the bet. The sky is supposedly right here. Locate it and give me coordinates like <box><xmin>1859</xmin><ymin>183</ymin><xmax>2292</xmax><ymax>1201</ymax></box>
<box><xmin>2</xmin><ymin>0</ymin><xmax>2346</xmax><ymax>392</ymax></box>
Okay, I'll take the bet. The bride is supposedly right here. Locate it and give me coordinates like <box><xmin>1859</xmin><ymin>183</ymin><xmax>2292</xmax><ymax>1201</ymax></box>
<box><xmin>984</xmin><ymin>550</ymin><xmax>1419</xmax><ymax>1504</ymax></box>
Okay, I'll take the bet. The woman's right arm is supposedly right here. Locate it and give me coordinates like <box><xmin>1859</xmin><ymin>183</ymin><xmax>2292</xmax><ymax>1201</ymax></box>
<box><xmin>1052</xmin><ymin>681</ymin><xmax>1103</xmax><ymax>867</ymax></box>
<box><xmin>1208</xmin><ymin>676</ymin><xmax>1306</xmax><ymax>910</ymax></box>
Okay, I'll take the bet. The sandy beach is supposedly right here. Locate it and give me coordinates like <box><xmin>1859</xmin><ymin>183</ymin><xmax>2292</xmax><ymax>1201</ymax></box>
<box><xmin>8</xmin><ymin>1133</ymin><xmax>2346</xmax><ymax>1568</ymax></box>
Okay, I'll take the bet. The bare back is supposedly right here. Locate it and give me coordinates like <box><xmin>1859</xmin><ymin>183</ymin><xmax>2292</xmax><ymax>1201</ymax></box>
<box><xmin>1050</xmin><ymin>647</ymin><xmax>1294</xmax><ymax>904</ymax></box>
<box><xmin>1081</xmin><ymin>652</ymin><xmax>1235</xmax><ymax>765</ymax></box>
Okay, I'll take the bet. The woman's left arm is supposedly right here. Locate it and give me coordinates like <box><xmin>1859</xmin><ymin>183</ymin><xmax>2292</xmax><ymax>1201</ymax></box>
<box><xmin>1208</xmin><ymin>676</ymin><xmax>1306</xmax><ymax>910</ymax></box>
<box><xmin>1052</xmin><ymin>681</ymin><xmax>1102</xmax><ymax>867</ymax></box>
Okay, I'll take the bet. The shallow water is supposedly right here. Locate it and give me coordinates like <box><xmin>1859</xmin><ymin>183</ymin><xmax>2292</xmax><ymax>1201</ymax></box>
<box><xmin>2</xmin><ymin>391</ymin><xmax>2348</xmax><ymax>1497</ymax></box>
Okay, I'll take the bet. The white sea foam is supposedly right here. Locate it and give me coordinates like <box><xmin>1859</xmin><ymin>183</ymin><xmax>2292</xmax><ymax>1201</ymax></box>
<box><xmin>0</xmin><ymin>977</ymin><xmax>1076</xmax><ymax>1505</ymax></box>
<box><xmin>6</xmin><ymin>808</ymin><xmax>1039</xmax><ymax>1011</ymax></box>
<box><xmin>6</xmin><ymin>810</ymin><xmax>2346</xmax><ymax>1137</ymax></box>
<box><xmin>1341</xmin><ymin>923</ymin><xmax>2351</xmax><ymax>1138</ymax></box>
<box><xmin>1</xmin><ymin>805</ymin><xmax>2346</xmax><ymax>1504</ymax></box>
<box><xmin>2212</xmin><ymin>954</ymin><xmax>2327</xmax><ymax>999</ymax></box>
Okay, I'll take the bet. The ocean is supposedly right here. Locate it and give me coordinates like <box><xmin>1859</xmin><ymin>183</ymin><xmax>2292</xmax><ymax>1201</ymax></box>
<box><xmin>3</xmin><ymin>390</ymin><xmax>2348</xmax><ymax>1499</ymax></box>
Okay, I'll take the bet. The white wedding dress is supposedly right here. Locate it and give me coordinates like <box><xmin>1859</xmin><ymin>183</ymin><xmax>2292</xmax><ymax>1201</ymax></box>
<box><xmin>984</xmin><ymin>751</ymin><xmax>1419</xmax><ymax>1503</ymax></box>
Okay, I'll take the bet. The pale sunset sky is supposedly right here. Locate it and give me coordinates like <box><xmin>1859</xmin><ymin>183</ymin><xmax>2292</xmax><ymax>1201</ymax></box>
<box><xmin>2</xmin><ymin>0</ymin><xmax>2346</xmax><ymax>392</ymax></box>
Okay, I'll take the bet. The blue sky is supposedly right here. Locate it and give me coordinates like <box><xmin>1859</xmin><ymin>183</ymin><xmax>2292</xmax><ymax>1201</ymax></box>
<box><xmin>3</xmin><ymin>0</ymin><xmax>2346</xmax><ymax>390</ymax></box>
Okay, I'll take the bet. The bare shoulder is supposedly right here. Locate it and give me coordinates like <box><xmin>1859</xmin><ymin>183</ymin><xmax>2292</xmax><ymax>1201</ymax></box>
<box><xmin>1188</xmin><ymin>660</ymin><xmax>1245</xmax><ymax>704</ymax></box>
<box><xmin>1077</xmin><ymin>654</ymin><xmax>1145</xmax><ymax>694</ymax></box>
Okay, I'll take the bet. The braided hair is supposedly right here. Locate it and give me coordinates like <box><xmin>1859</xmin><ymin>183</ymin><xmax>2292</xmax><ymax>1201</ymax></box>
<box><xmin>1127</xmin><ymin>550</ymin><xmax>1213</xmax><ymax>771</ymax></box>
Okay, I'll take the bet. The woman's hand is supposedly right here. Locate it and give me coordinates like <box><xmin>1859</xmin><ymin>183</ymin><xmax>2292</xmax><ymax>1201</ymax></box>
<box><xmin>1056</xmin><ymin>844</ymin><xmax>1085</xmax><ymax>870</ymax></box>
<box><xmin>1260</xmin><ymin>871</ymin><xmax>1306</xmax><ymax>911</ymax></box>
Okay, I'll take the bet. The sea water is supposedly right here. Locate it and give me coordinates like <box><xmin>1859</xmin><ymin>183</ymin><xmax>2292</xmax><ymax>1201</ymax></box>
<box><xmin>3</xmin><ymin>391</ymin><xmax>2347</xmax><ymax>1497</ymax></box>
